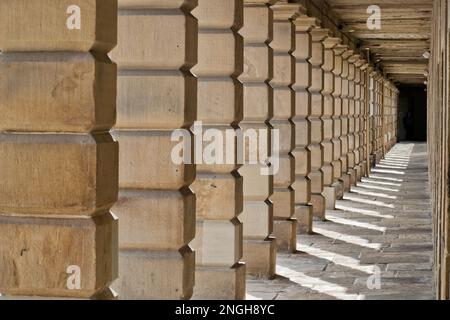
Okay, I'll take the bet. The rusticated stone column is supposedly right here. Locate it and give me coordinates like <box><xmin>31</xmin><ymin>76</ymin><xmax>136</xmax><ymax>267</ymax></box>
<box><xmin>389</xmin><ymin>84</ymin><xmax>395</xmax><ymax>148</ymax></box>
<box><xmin>331</xmin><ymin>44</ymin><xmax>346</xmax><ymax>200</ymax></box>
<box><xmin>365</xmin><ymin>65</ymin><xmax>372</xmax><ymax>175</ymax></box>
<box><xmin>308</xmin><ymin>26</ymin><xmax>328</xmax><ymax>220</ymax></box>
<box><xmin>381</xmin><ymin>78</ymin><xmax>386</xmax><ymax>158</ymax></box>
<box><xmin>385</xmin><ymin>83</ymin><xmax>391</xmax><ymax>150</ymax></box>
<box><xmin>369</xmin><ymin>69</ymin><xmax>378</xmax><ymax>166</ymax></box>
<box><xmin>339</xmin><ymin>48</ymin><xmax>353</xmax><ymax>192</ymax></box>
<box><xmin>346</xmin><ymin>54</ymin><xmax>358</xmax><ymax>186</ymax></box>
<box><xmin>292</xmin><ymin>16</ymin><xmax>316</xmax><ymax>234</ymax></box>
<box><xmin>386</xmin><ymin>82</ymin><xmax>395</xmax><ymax>151</ymax></box>
<box><xmin>239</xmin><ymin>0</ymin><xmax>277</xmax><ymax>279</ymax></box>
<box><xmin>190</xmin><ymin>0</ymin><xmax>245</xmax><ymax>300</ymax></box>
<box><xmin>270</xmin><ymin>1</ymin><xmax>303</xmax><ymax>253</ymax></box>
<box><xmin>322</xmin><ymin>36</ymin><xmax>340</xmax><ymax>210</ymax></box>
<box><xmin>110</xmin><ymin>0</ymin><xmax>196</xmax><ymax>299</ymax></box>
<box><xmin>374</xmin><ymin>74</ymin><xmax>383</xmax><ymax>163</ymax></box>
<box><xmin>359</xmin><ymin>62</ymin><xmax>369</xmax><ymax>177</ymax></box>
<box><xmin>392</xmin><ymin>88</ymin><xmax>399</xmax><ymax>146</ymax></box>
<box><xmin>0</xmin><ymin>0</ymin><xmax>118</xmax><ymax>299</ymax></box>
<box><xmin>352</xmin><ymin>57</ymin><xmax>363</xmax><ymax>181</ymax></box>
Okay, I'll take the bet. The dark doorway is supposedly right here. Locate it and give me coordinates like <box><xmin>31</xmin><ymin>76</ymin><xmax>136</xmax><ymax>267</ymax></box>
<box><xmin>397</xmin><ymin>85</ymin><xmax>427</xmax><ymax>141</ymax></box>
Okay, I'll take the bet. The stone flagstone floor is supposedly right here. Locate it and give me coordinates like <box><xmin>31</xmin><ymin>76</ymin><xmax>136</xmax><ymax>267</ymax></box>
<box><xmin>247</xmin><ymin>143</ymin><xmax>435</xmax><ymax>300</ymax></box>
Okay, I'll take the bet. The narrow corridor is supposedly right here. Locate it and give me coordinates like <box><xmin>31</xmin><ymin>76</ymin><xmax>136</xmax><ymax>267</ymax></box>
<box><xmin>247</xmin><ymin>143</ymin><xmax>433</xmax><ymax>300</ymax></box>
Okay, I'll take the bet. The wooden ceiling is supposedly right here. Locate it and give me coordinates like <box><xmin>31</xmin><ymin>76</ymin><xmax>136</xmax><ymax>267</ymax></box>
<box><xmin>325</xmin><ymin>0</ymin><xmax>432</xmax><ymax>85</ymax></box>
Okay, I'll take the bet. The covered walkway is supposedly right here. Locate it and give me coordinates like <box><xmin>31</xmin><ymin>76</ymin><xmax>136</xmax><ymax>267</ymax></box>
<box><xmin>248</xmin><ymin>143</ymin><xmax>434</xmax><ymax>300</ymax></box>
<box><xmin>2</xmin><ymin>0</ymin><xmax>450</xmax><ymax>301</ymax></box>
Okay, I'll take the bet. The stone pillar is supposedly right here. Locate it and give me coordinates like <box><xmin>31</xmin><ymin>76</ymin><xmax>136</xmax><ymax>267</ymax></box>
<box><xmin>0</xmin><ymin>0</ymin><xmax>118</xmax><ymax>298</ymax></box>
<box><xmin>369</xmin><ymin>67</ymin><xmax>376</xmax><ymax>167</ymax></box>
<box><xmin>372</xmin><ymin>73</ymin><xmax>378</xmax><ymax>163</ymax></box>
<box><xmin>331</xmin><ymin>44</ymin><xmax>346</xmax><ymax>200</ymax></box>
<box><xmin>381</xmin><ymin>78</ymin><xmax>386</xmax><ymax>158</ymax></box>
<box><xmin>374</xmin><ymin>75</ymin><xmax>379</xmax><ymax>163</ymax></box>
<box><xmin>385</xmin><ymin>84</ymin><xmax>392</xmax><ymax>150</ymax></box>
<box><xmin>388</xmin><ymin>83</ymin><xmax>394</xmax><ymax>150</ymax></box>
<box><xmin>346</xmin><ymin>54</ymin><xmax>358</xmax><ymax>186</ymax></box>
<box><xmin>191</xmin><ymin>0</ymin><xmax>246</xmax><ymax>300</ymax></box>
<box><xmin>308</xmin><ymin>26</ymin><xmax>328</xmax><ymax>220</ymax></box>
<box><xmin>390</xmin><ymin>84</ymin><xmax>397</xmax><ymax>149</ymax></box>
<box><xmin>322</xmin><ymin>37</ymin><xmax>340</xmax><ymax>210</ymax></box>
<box><xmin>339</xmin><ymin>48</ymin><xmax>353</xmax><ymax>192</ymax></box>
<box><xmin>270</xmin><ymin>1</ymin><xmax>304</xmax><ymax>253</ymax></box>
<box><xmin>110</xmin><ymin>0</ymin><xmax>196</xmax><ymax>299</ymax></box>
<box><xmin>375</xmin><ymin>75</ymin><xmax>383</xmax><ymax>163</ymax></box>
<box><xmin>360</xmin><ymin>62</ymin><xmax>370</xmax><ymax>177</ymax></box>
<box><xmin>239</xmin><ymin>0</ymin><xmax>277</xmax><ymax>279</ymax></box>
<box><xmin>354</xmin><ymin>58</ymin><xmax>367</xmax><ymax>180</ymax></box>
<box><xmin>292</xmin><ymin>16</ymin><xmax>316</xmax><ymax>234</ymax></box>
<box><xmin>353</xmin><ymin>59</ymin><xmax>363</xmax><ymax>180</ymax></box>
<box><xmin>393</xmin><ymin>88</ymin><xmax>399</xmax><ymax>145</ymax></box>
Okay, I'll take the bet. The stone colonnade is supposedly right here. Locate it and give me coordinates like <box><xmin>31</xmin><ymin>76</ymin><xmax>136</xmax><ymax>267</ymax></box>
<box><xmin>0</xmin><ymin>0</ymin><xmax>399</xmax><ymax>299</ymax></box>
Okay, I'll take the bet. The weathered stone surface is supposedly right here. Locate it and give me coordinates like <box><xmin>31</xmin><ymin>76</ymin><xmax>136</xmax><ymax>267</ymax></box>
<box><xmin>0</xmin><ymin>0</ymin><xmax>117</xmax><ymax>52</ymax></box>
<box><xmin>0</xmin><ymin>213</ymin><xmax>118</xmax><ymax>298</ymax></box>
<box><xmin>112</xmin><ymin>247</ymin><xmax>194</xmax><ymax>300</ymax></box>
<box><xmin>113</xmin><ymin>131</ymin><xmax>195</xmax><ymax>190</ymax></box>
<box><xmin>0</xmin><ymin>53</ymin><xmax>116</xmax><ymax>132</ymax></box>
<box><xmin>191</xmin><ymin>0</ymin><xmax>245</xmax><ymax>299</ymax></box>
<box><xmin>115</xmin><ymin>71</ymin><xmax>196</xmax><ymax>130</ymax></box>
<box><xmin>0</xmin><ymin>0</ymin><xmax>118</xmax><ymax>300</ymax></box>
<box><xmin>193</xmin><ymin>263</ymin><xmax>246</xmax><ymax>300</ymax></box>
<box><xmin>111</xmin><ymin>9</ymin><xmax>196</xmax><ymax>69</ymax></box>
<box><xmin>193</xmin><ymin>219</ymin><xmax>243</xmax><ymax>267</ymax></box>
<box><xmin>0</xmin><ymin>133</ymin><xmax>117</xmax><ymax>216</ymax></box>
<box><xmin>113</xmin><ymin>189</ymin><xmax>195</xmax><ymax>250</ymax></box>
<box><xmin>239</xmin><ymin>0</ymin><xmax>276</xmax><ymax>279</ymax></box>
<box><xmin>112</xmin><ymin>0</ymin><xmax>196</xmax><ymax>300</ymax></box>
<box><xmin>243</xmin><ymin>239</ymin><xmax>277</xmax><ymax>278</ymax></box>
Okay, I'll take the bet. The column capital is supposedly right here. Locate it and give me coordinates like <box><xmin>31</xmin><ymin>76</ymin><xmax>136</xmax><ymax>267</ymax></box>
<box><xmin>272</xmin><ymin>2</ymin><xmax>306</xmax><ymax>21</ymax></box>
<box><xmin>354</xmin><ymin>58</ymin><xmax>366</xmax><ymax>68</ymax></box>
<box><xmin>323</xmin><ymin>37</ymin><xmax>341</xmax><ymax>50</ymax></box>
<box><xmin>348</xmin><ymin>54</ymin><xmax>361</xmax><ymax>64</ymax></box>
<box><xmin>359</xmin><ymin>60</ymin><xmax>369</xmax><ymax>70</ymax></box>
<box><xmin>294</xmin><ymin>16</ymin><xmax>320</xmax><ymax>32</ymax></box>
<box><xmin>311</xmin><ymin>28</ymin><xmax>331</xmax><ymax>42</ymax></box>
<box><xmin>342</xmin><ymin>49</ymin><xmax>354</xmax><ymax>60</ymax></box>
<box><xmin>333</xmin><ymin>44</ymin><xmax>348</xmax><ymax>56</ymax></box>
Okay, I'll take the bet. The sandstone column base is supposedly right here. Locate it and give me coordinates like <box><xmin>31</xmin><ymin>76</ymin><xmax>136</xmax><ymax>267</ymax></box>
<box><xmin>361</xmin><ymin>160</ymin><xmax>367</xmax><ymax>177</ymax></box>
<box><xmin>192</xmin><ymin>263</ymin><xmax>246</xmax><ymax>300</ymax></box>
<box><xmin>323</xmin><ymin>186</ymin><xmax>337</xmax><ymax>210</ymax></box>
<box><xmin>333</xmin><ymin>181</ymin><xmax>344</xmax><ymax>200</ymax></box>
<box><xmin>243</xmin><ymin>238</ymin><xmax>276</xmax><ymax>279</ymax></box>
<box><xmin>295</xmin><ymin>205</ymin><xmax>313</xmax><ymax>234</ymax></box>
<box><xmin>340</xmin><ymin>174</ymin><xmax>352</xmax><ymax>193</ymax></box>
<box><xmin>273</xmin><ymin>219</ymin><xmax>298</xmax><ymax>253</ymax></box>
<box><xmin>348</xmin><ymin>168</ymin><xmax>357</xmax><ymax>186</ymax></box>
<box><xmin>375</xmin><ymin>150</ymin><xmax>383</xmax><ymax>164</ymax></box>
<box><xmin>112</xmin><ymin>248</ymin><xmax>195</xmax><ymax>300</ymax></box>
<box><xmin>311</xmin><ymin>194</ymin><xmax>326</xmax><ymax>220</ymax></box>
<box><xmin>355</xmin><ymin>165</ymin><xmax>363</xmax><ymax>182</ymax></box>
<box><xmin>370</xmin><ymin>154</ymin><xmax>376</xmax><ymax>167</ymax></box>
